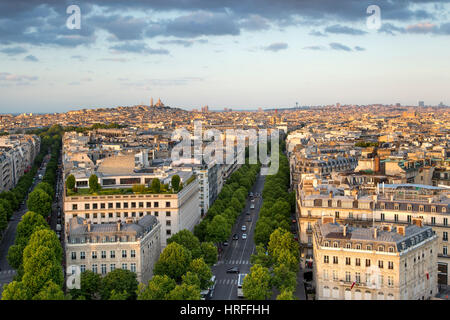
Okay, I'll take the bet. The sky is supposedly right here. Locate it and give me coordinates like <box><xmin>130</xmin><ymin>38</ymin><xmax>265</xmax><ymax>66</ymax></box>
<box><xmin>0</xmin><ymin>0</ymin><xmax>449</xmax><ymax>114</ymax></box>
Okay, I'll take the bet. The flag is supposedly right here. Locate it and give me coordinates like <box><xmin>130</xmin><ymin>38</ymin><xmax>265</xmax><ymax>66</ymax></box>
<box><xmin>350</xmin><ymin>281</ymin><xmax>356</xmax><ymax>289</ymax></box>
<box><xmin>426</xmin><ymin>272</ymin><xmax>429</xmax><ymax>280</ymax></box>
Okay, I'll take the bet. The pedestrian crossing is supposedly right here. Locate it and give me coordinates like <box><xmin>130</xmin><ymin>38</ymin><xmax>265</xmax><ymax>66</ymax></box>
<box><xmin>216</xmin><ymin>279</ymin><xmax>238</xmax><ymax>285</ymax></box>
<box><xmin>0</xmin><ymin>270</ymin><xmax>16</xmax><ymax>276</ymax></box>
<box><xmin>217</xmin><ymin>260</ymin><xmax>250</xmax><ymax>265</ymax></box>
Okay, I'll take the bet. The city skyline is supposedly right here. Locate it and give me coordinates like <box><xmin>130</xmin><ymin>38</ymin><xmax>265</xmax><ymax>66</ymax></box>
<box><xmin>1</xmin><ymin>0</ymin><xmax>450</xmax><ymax>113</ymax></box>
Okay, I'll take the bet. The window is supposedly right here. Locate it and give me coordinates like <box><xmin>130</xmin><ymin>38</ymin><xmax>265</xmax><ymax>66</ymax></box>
<box><xmin>109</xmin><ymin>212</ymin><xmax>113</xmax><ymax>218</ymax></box>
<box><xmin>355</xmin><ymin>258</ymin><xmax>361</xmax><ymax>266</ymax></box>
<box><xmin>80</xmin><ymin>265</ymin><xmax>86</xmax><ymax>273</ymax></box>
<box><xmin>123</xmin><ymin>202</ymin><xmax>129</xmax><ymax>208</ymax></box>
<box><xmin>443</xmin><ymin>246</ymin><xmax>448</xmax><ymax>256</ymax></box>
<box><xmin>110</xmin><ymin>264</ymin><xmax>116</xmax><ymax>272</ymax></box>
<box><xmin>101</xmin><ymin>203</ymin><xmax>105</xmax><ymax>209</ymax></box>
<box><xmin>166</xmin><ymin>220</ymin><xmax>171</xmax><ymax>226</ymax></box>
<box><xmin>131</xmin><ymin>250</ymin><xmax>136</xmax><ymax>258</ymax></box>
<box><xmin>101</xmin><ymin>251</ymin><xmax>106</xmax><ymax>259</ymax></box>
<box><xmin>131</xmin><ymin>202</ymin><xmax>136</xmax><ymax>208</ymax></box>
<box><xmin>366</xmin><ymin>245</ymin><xmax>372</xmax><ymax>250</ymax></box>
<box><xmin>146</xmin><ymin>202</ymin><xmax>151</xmax><ymax>208</ymax></box>
<box><xmin>346</xmin><ymin>257</ymin><xmax>351</xmax><ymax>265</ymax></box>
<box><xmin>116</xmin><ymin>202</ymin><xmax>121</xmax><ymax>209</ymax></box>
<box><xmin>80</xmin><ymin>252</ymin><xmax>85</xmax><ymax>260</ymax></box>
<box><xmin>431</xmin><ymin>217</ymin><xmax>436</xmax><ymax>225</ymax></box>
<box><xmin>378</xmin><ymin>246</ymin><xmax>384</xmax><ymax>252</ymax></box>
<box><xmin>92</xmin><ymin>251</ymin><xmax>97</xmax><ymax>259</ymax></box>
<box><xmin>166</xmin><ymin>201</ymin><xmax>171</xmax><ymax>208</ymax></box>
<box><xmin>381</xmin><ymin>213</ymin><xmax>385</xmax><ymax>221</ymax></box>
<box><xmin>139</xmin><ymin>202</ymin><xmax>144</xmax><ymax>208</ymax></box>
<box><xmin>71</xmin><ymin>252</ymin><xmax>76</xmax><ymax>260</ymax></box>
<box><xmin>431</xmin><ymin>207</ymin><xmax>436</xmax><ymax>213</ymax></box>
<box><xmin>394</xmin><ymin>203</ymin><xmax>399</xmax><ymax>210</ymax></box>
<box><xmin>122</xmin><ymin>250</ymin><xmax>127</xmax><ymax>258</ymax></box>
<box><xmin>378</xmin><ymin>260</ymin><xmax>384</xmax><ymax>269</ymax></box>
<box><xmin>93</xmin><ymin>203</ymin><xmax>98</xmax><ymax>209</ymax></box>
<box><xmin>387</xmin><ymin>276</ymin><xmax>393</xmax><ymax>286</ymax></box>
<box><xmin>443</xmin><ymin>232</ymin><xmax>448</xmax><ymax>242</ymax></box>
<box><xmin>356</xmin><ymin>244</ymin><xmax>361</xmax><ymax>250</ymax></box>
<box><xmin>323</xmin><ymin>269</ymin><xmax>329</xmax><ymax>280</ymax></box>
<box><xmin>108</xmin><ymin>203</ymin><xmax>113</xmax><ymax>209</ymax></box>
<box><xmin>407</xmin><ymin>215</ymin><xmax>412</xmax><ymax>223</ymax></box>
<box><xmin>332</xmin><ymin>270</ymin><xmax>338</xmax><ymax>281</ymax></box>
<box><xmin>407</xmin><ymin>204</ymin><xmax>412</xmax><ymax>211</ymax></box>
<box><xmin>154</xmin><ymin>202</ymin><xmax>159</xmax><ymax>208</ymax></box>
<box><xmin>388</xmin><ymin>261</ymin><xmax>394</xmax><ymax>270</ymax></box>
<box><xmin>366</xmin><ymin>259</ymin><xmax>371</xmax><ymax>267</ymax></box>
<box><xmin>155</xmin><ymin>212</ymin><xmax>159</xmax><ymax>217</ymax></box>
<box><xmin>444</xmin><ymin>218</ymin><xmax>448</xmax><ymax>226</ymax></box>
<box><xmin>324</xmin><ymin>256</ymin><xmax>329</xmax><ymax>264</ymax></box>
<box><xmin>122</xmin><ymin>263</ymin><xmax>127</xmax><ymax>270</ymax></box>
<box><xmin>101</xmin><ymin>264</ymin><xmax>107</xmax><ymax>275</ymax></box>
<box><xmin>335</xmin><ymin>211</ymin><xmax>339</xmax><ymax>219</ymax></box>
<box><xmin>110</xmin><ymin>250</ymin><xmax>115</xmax><ymax>258</ymax></box>
<box><xmin>355</xmin><ymin>272</ymin><xmax>361</xmax><ymax>283</ymax></box>
<box><xmin>365</xmin><ymin>273</ymin><xmax>371</xmax><ymax>284</ymax></box>
<box><xmin>72</xmin><ymin>204</ymin><xmax>77</xmax><ymax>210</ymax></box>
<box><xmin>324</xmin><ymin>241</ymin><xmax>330</xmax><ymax>247</ymax></box>
<box><xmin>388</xmin><ymin>247</ymin><xmax>395</xmax><ymax>253</ymax></box>
<box><xmin>333</xmin><ymin>256</ymin><xmax>338</xmax><ymax>264</ymax></box>
<box><xmin>92</xmin><ymin>264</ymin><xmax>98</xmax><ymax>273</ymax></box>
<box><xmin>166</xmin><ymin>230</ymin><xmax>171</xmax><ymax>235</ymax></box>
<box><xmin>131</xmin><ymin>263</ymin><xmax>136</xmax><ymax>273</ymax></box>
<box><xmin>166</xmin><ymin>211</ymin><xmax>171</xmax><ymax>217</ymax></box>
<box><xmin>333</xmin><ymin>242</ymin><xmax>339</xmax><ymax>248</ymax></box>
<box><xmin>394</xmin><ymin>214</ymin><xmax>398</xmax><ymax>222</ymax></box>
<box><xmin>86</xmin><ymin>213</ymin><xmax>90</xmax><ymax>219</ymax></box>
<box><xmin>345</xmin><ymin>272</ymin><xmax>351</xmax><ymax>282</ymax></box>
<box><xmin>346</xmin><ymin>243</ymin><xmax>351</xmax><ymax>249</ymax></box>
<box><xmin>85</xmin><ymin>203</ymin><xmax>90</xmax><ymax>210</ymax></box>
<box><xmin>378</xmin><ymin>275</ymin><xmax>384</xmax><ymax>286</ymax></box>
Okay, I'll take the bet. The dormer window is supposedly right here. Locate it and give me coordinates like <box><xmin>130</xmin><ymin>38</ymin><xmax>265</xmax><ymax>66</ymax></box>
<box><xmin>407</xmin><ymin>204</ymin><xmax>412</xmax><ymax>211</ymax></box>
<box><xmin>333</xmin><ymin>242</ymin><xmax>339</xmax><ymax>248</ymax></box>
<box><xmin>388</xmin><ymin>247</ymin><xmax>395</xmax><ymax>253</ymax></box>
<box><xmin>419</xmin><ymin>206</ymin><xmax>424</xmax><ymax>212</ymax></box>
<box><xmin>378</xmin><ymin>246</ymin><xmax>384</xmax><ymax>252</ymax></box>
<box><xmin>346</xmin><ymin>243</ymin><xmax>352</xmax><ymax>249</ymax></box>
<box><xmin>356</xmin><ymin>244</ymin><xmax>362</xmax><ymax>250</ymax></box>
<box><xmin>324</xmin><ymin>241</ymin><xmax>330</xmax><ymax>247</ymax></box>
<box><xmin>431</xmin><ymin>206</ymin><xmax>436</xmax><ymax>213</ymax></box>
<box><xmin>366</xmin><ymin>245</ymin><xmax>372</xmax><ymax>250</ymax></box>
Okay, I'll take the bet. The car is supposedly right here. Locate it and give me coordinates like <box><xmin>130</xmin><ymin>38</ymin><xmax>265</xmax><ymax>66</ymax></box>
<box><xmin>250</xmin><ymin>204</ymin><xmax>255</xmax><ymax>210</ymax></box>
<box><xmin>241</xmin><ymin>225</ymin><xmax>247</xmax><ymax>231</ymax></box>
<box><xmin>249</xmin><ymin>192</ymin><xmax>254</xmax><ymax>197</ymax></box>
<box><xmin>232</xmin><ymin>234</ymin><xmax>239</xmax><ymax>240</ymax></box>
<box><xmin>223</xmin><ymin>241</ymin><xmax>229</xmax><ymax>246</ymax></box>
<box><xmin>226</xmin><ymin>267</ymin><xmax>240</xmax><ymax>273</ymax></box>
<box><xmin>242</xmin><ymin>233</ymin><xmax>247</xmax><ymax>240</ymax></box>
<box><xmin>246</xmin><ymin>211</ymin><xmax>250</xmax><ymax>215</ymax></box>
<box><xmin>292</xmin><ymin>219</ymin><xmax>297</xmax><ymax>223</ymax></box>
<box><xmin>246</xmin><ymin>217</ymin><xmax>252</xmax><ymax>222</ymax></box>
<box><xmin>57</xmin><ymin>218</ymin><xmax>61</xmax><ymax>224</ymax></box>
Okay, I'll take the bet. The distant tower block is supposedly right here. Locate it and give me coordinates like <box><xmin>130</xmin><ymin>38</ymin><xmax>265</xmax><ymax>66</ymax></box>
<box><xmin>150</xmin><ymin>97</ymin><xmax>154</xmax><ymax>107</ymax></box>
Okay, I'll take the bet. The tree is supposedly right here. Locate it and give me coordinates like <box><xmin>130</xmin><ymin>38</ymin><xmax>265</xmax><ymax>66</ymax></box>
<box><xmin>276</xmin><ymin>289</ymin><xmax>296</xmax><ymax>300</ymax></box>
<box><xmin>89</xmin><ymin>174</ymin><xmax>100</xmax><ymax>193</ymax></box>
<box><xmin>199</xmin><ymin>242</ymin><xmax>218</xmax><ymax>266</ymax></box>
<box><xmin>22</xmin><ymin>246</ymin><xmax>64</xmax><ymax>296</ymax></box>
<box><xmin>27</xmin><ymin>189</ymin><xmax>52</xmax><ymax>218</ymax></box>
<box><xmin>268</xmin><ymin>228</ymin><xmax>299</xmax><ymax>262</ymax></box>
<box><xmin>274</xmin><ymin>249</ymin><xmax>299</xmax><ymax>273</ymax></box>
<box><xmin>22</xmin><ymin>229</ymin><xmax>63</xmax><ymax>264</ymax></box>
<box><xmin>79</xmin><ymin>270</ymin><xmax>102</xmax><ymax>300</ymax></box>
<box><xmin>167</xmin><ymin>229</ymin><xmax>202</xmax><ymax>259</ymax></box>
<box><xmin>0</xmin><ymin>191</ymin><xmax>19</xmax><ymax>211</ymax></box>
<box><xmin>242</xmin><ymin>264</ymin><xmax>272</xmax><ymax>300</ymax></box>
<box><xmin>272</xmin><ymin>264</ymin><xmax>297</xmax><ymax>291</ymax></box>
<box><xmin>109</xmin><ymin>290</ymin><xmax>128</xmax><ymax>300</ymax></box>
<box><xmin>205</xmin><ymin>214</ymin><xmax>230</xmax><ymax>244</ymax></box>
<box><xmin>137</xmin><ymin>275</ymin><xmax>176</xmax><ymax>300</ymax></box>
<box><xmin>66</xmin><ymin>174</ymin><xmax>76</xmax><ymax>190</ymax></box>
<box><xmin>171</xmin><ymin>174</ymin><xmax>181</xmax><ymax>191</ymax></box>
<box><xmin>0</xmin><ymin>199</ymin><xmax>13</xmax><ymax>220</ymax></box>
<box><xmin>1</xmin><ymin>281</ymin><xmax>30</xmax><ymax>300</ymax></box>
<box><xmin>254</xmin><ymin>218</ymin><xmax>274</xmax><ymax>247</ymax></box>
<box><xmin>32</xmin><ymin>280</ymin><xmax>65</xmax><ymax>300</ymax></box>
<box><xmin>151</xmin><ymin>178</ymin><xmax>161</xmax><ymax>193</ymax></box>
<box><xmin>0</xmin><ymin>202</ymin><xmax>7</xmax><ymax>232</ymax></box>
<box><xmin>250</xmin><ymin>244</ymin><xmax>272</xmax><ymax>269</ymax></box>
<box><xmin>193</xmin><ymin>219</ymin><xmax>208</xmax><ymax>242</ymax></box>
<box><xmin>35</xmin><ymin>182</ymin><xmax>54</xmax><ymax>200</ymax></box>
<box><xmin>167</xmin><ymin>283</ymin><xmax>201</xmax><ymax>300</ymax></box>
<box><xmin>181</xmin><ymin>272</ymin><xmax>201</xmax><ymax>288</ymax></box>
<box><xmin>189</xmin><ymin>258</ymin><xmax>213</xmax><ymax>290</ymax></box>
<box><xmin>100</xmin><ymin>269</ymin><xmax>138</xmax><ymax>300</ymax></box>
<box><xmin>153</xmin><ymin>242</ymin><xmax>192</xmax><ymax>281</ymax></box>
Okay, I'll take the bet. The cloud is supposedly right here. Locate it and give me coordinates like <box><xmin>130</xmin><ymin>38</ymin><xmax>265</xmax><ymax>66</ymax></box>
<box><xmin>263</xmin><ymin>42</ymin><xmax>288</xmax><ymax>52</ymax></box>
<box><xmin>0</xmin><ymin>72</ymin><xmax>38</xmax><ymax>82</ymax></box>
<box><xmin>24</xmin><ymin>54</ymin><xmax>38</xmax><ymax>62</ymax></box>
<box><xmin>324</xmin><ymin>24</ymin><xmax>367</xmax><ymax>36</ymax></box>
<box><xmin>0</xmin><ymin>46</ymin><xmax>27</xmax><ymax>55</ymax></box>
<box><xmin>157</xmin><ymin>39</ymin><xmax>208</xmax><ymax>47</ymax></box>
<box><xmin>71</xmin><ymin>55</ymin><xmax>86</xmax><ymax>61</ymax></box>
<box><xmin>406</xmin><ymin>22</ymin><xmax>436</xmax><ymax>33</ymax></box>
<box><xmin>329</xmin><ymin>42</ymin><xmax>352</xmax><ymax>51</ymax></box>
<box><xmin>309</xmin><ymin>30</ymin><xmax>327</xmax><ymax>37</ymax></box>
<box><xmin>303</xmin><ymin>45</ymin><xmax>326</xmax><ymax>50</ymax></box>
<box><xmin>239</xmin><ymin>14</ymin><xmax>271</xmax><ymax>31</ymax></box>
<box><xmin>110</xmin><ymin>42</ymin><xmax>170</xmax><ymax>55</ymax></box>
<box><xmin>354</xmin><ymin>46</ymin><xmax>365</xmax><ymax>51</ymax></box>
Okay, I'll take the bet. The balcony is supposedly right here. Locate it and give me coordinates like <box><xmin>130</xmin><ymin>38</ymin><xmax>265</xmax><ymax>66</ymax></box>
<box><xmin>306</xmin><ymin>227</ymin><xmax>313</xmax><ymax>234</ymax></box>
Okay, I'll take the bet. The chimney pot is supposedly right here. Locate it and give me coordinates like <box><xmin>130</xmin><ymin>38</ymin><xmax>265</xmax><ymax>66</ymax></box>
<box><xmin>343</xmin><ymin>225</ymin><xmax>347</xmax><ymax>237</ymax></box>
<box><xmin>117</xmin><ymin>222</ymin><xmax>121</xmax><ymax>231</ymax></box>
<box><xmin>373</xmin><ymin>227</ymin><xmax>377</xmax><ymax>239</ymax></box>
<box><xmin>87</xmin><ymin>223</ymin><xmax>91</xmax><ymax>232</ymax></box>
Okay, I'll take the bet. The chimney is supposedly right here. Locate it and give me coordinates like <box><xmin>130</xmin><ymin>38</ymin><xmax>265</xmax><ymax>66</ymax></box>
<box><xmin>343</xmin><ymin>225</ymin><xmax>347</xmax><ymax>237</ymax></box>
<box><xmin>117</xmin><ymin>222</ymin><xmax>121</xmax><ymax>231</ymax></box>
<box><xmin>329</xmin><ymin>191</ymin><xmax>333</xmax><ymax>198</ymax></box>
<box><xmin>87</xmin><ymin>222</ymin><xmax>91</xmax><ymax>232</ymax></box>
<box><xmin>373</xmin><ymin>227</ymin><xmax>377</xmax><ymax>239</ymax></box>
<box><xmin>397</xmin><ymin>226</ymin><xmax>405</xmax><ymax>236</ymax></box>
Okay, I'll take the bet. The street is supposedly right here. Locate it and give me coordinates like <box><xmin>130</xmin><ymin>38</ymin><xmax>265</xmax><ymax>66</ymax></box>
<box><xmin>211</xmin><ymin>172</ymin><xmax>265</xmax><ymax>300</ymax></box>
<box><xmin>0</xmin><ymin>154</ymin><xmax>50</xmax><ymax>294</ymax></box>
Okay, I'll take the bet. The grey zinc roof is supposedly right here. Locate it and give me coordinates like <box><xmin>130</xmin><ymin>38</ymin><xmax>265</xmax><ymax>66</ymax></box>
<box><xmin>318</xmin><ymin>222</ymin><xmax>434</xmax><ymax>252</ymax></box>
